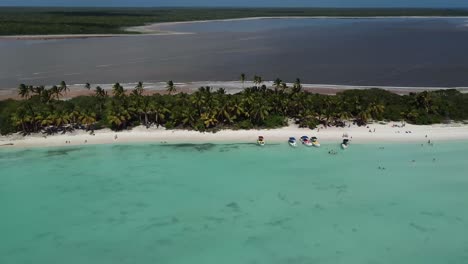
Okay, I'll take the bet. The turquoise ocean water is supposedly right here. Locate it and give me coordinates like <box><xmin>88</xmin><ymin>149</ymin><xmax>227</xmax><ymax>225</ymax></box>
<box><xmin>1</xmin><ymin>142</ymin><xmax>468</xmax><ymax>263</ymax></box>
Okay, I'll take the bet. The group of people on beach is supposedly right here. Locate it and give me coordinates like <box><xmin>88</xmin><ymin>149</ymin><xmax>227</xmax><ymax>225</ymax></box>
<box><xmin>392</xmin><ymin>123</ymin><xmax>406</xmax><ymax>128</ymax></box>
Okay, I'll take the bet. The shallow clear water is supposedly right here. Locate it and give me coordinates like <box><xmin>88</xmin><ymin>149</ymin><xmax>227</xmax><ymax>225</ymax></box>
<box><xmin>1</xmin><ymin>142</ymin><xmax>468</xmax><ymax>263</ymax></box>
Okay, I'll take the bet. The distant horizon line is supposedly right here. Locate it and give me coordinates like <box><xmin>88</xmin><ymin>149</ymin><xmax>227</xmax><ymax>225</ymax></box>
<box><xmin>2</xmin><ymin>6</ymin><xmax>468</xmax><ymax>9</ymax></box>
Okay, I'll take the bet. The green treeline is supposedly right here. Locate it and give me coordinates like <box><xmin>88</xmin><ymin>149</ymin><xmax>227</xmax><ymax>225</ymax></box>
<box><xmin>1</xmin><ymin>7</ymin><xmax>468</xmax><ymax>35</ymax></box>
<box><xmin>1</xmin><ymin>77</ymin><xmax>468</xmax><ymax>135</ymax></box>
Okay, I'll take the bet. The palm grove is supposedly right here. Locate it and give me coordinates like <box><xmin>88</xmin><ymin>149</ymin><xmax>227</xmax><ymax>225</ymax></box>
<box><xmin>1</xmin><ymin>75</ymin><xmax>468</xmax><ymax>135</ymax></box>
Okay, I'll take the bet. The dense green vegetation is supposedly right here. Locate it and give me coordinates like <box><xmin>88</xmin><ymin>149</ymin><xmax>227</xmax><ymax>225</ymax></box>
<box><xmin>1</xmin><ymin>7</ymin><xmax>468</xmax><ymax>35</ymax></box>
<box><xmin>1</xmin><ymin>76</ymin><xmax>468</xmax><ymax>135</ymax></box>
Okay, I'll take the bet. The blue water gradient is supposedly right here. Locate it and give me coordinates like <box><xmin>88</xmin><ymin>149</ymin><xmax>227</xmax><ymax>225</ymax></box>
<box><xmin>1</xmin><ymin>142</ymin><xmax>468</xmax><ymax>263</ymax></box>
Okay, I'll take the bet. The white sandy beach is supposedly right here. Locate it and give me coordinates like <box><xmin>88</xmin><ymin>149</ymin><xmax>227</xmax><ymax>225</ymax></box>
<box><xmin>128</xmin><ymin>16</ymin><xmax>468</xmax><ymax>34</ymax></box>
<box><xmin>1</xmin><ymin>123</ymin><xmax>467</xmax><ymax>149</ymax></box>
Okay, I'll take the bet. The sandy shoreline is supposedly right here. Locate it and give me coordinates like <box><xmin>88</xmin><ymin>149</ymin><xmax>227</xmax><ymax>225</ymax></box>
<box><xmin>1</xmin><ymin>123</ymin><xmax>467</xmax><ymax>149</ymax></box>
<box><xmin>1</xmin><ymin>81</ymin><xmax>467</xmax><ymax>100</ymax></box>
<box><xmin>131</xmin><ymin>16</ymin><xmax>468</xmax><ymax>34</ymax></box>
<box><xmin>1</xmin><ymin>16</ymin><xmax>467</xmax><ymax>40</ymax></box>
<box><xmin>0</xmin><ymin>32</ymin><xmax>191</xmax><ymax>40</ymax></box>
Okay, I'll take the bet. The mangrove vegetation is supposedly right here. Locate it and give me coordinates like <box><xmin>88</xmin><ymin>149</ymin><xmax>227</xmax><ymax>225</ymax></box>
<box><xmin>2</xmin><ymin>7</ymin><xmax>468</xmax><ymax>35</ymax></box>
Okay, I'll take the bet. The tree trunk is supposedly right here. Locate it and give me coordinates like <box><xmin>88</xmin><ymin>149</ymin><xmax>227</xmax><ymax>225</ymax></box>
<box><xmin>155</xmin><ymin>113</ymin><xmax>159</xmax><ymax>128</ymax></box>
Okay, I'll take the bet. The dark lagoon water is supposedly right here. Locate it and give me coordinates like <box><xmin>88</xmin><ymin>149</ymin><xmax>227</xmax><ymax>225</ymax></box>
<box><xmin>1</xmin><ymin>18</ymin><xmax>468</xmax><ymax>89</ymax></box>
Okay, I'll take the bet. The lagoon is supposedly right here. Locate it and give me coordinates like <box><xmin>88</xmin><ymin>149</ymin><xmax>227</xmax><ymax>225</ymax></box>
<box><xmin>1</xmin><ymin>142</ymin><xmax>468</xmax><ymax>263</ymax></box>
<box><xmin>1</xmin><ymin>18</ymin><xmax>468</xmax><ymax>89</ymax></box>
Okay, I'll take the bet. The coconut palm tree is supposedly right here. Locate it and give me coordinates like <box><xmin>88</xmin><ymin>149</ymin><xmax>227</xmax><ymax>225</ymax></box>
<box><xmin>139</xmin><ymin>97</ymin><xmax>154</xmax><ymax>128</ymax></box>
<box><xmin>240</xmin><ymin>73</ymin><xmax>246</xmax><ymax>88</ymax></box>
<box><xmin>32</xmin><ymin>112</ymin><xmax>45</xmax><ymax>132</ymax></box>
<box><xmin>280</xmin><ymin>82</ymin><xmax>288</xmax><ymax>92</ymax></box>
<box><xmin>191</xmin><ymin>91</ymin><xmax>206</xmax><ymax>115</ymax></box>
<box><xmin>39</xmin><ymin>88</ymin><xmax>52</xmax><ymax>104</ymax></box>
<box><xmin>112</xmin><ymin>83</ymin><xmax>125</xmax><ymax>98</ymax></box>
<box><xmin>108</xmin><ymin>109</ymin><xmax>130</xmax><ymax>130</ymax></box>
<box><xmin>229</xmin><ymin>97</ymin><xmax>246</xmax><ymax>120</ymax></box>
<box><xmin>367</xmin><ymin>102</ymin><xmax>385</xmax><ymax>120</ymax></box>
<box><xmin>80</xmin><ymin>111</ymin><xmax>96</xmax><ymax>131</ymax></box>
<box><xmin>179</xmin><ymin>108</ymin><xmax>197</xmax><ymax>128</ymax></box>
<box><xmin>253</xmin><ymin>75</ymin><xmax>263</xmax><ymax>87</ymax></box>
<box><xmin>18</xmin><ymin>84</ymin><xmax>30</xmax><ymax>99</ymax></box>
<box><xmin>133</xmin><ymin>82</ymin><xmax>144</xmax><ymax>96</ymax></box>
<box><xmin>153</xmin><ymin>102</ymin><xmax>169</xmax><ymax>127</ymax></box>
<box><xmin>33</xmin><ymin>85</ymin><xmax>45</xmax><ymax>96</ymax></box>
<box><xmin>50</xmin><ymin>85</ymin><xmax>62</xmax><ymax>100</ymax></box>
<box><xmin>85</xmin><ymin>83</ymin><xmax>91</xmax><ymax>90</ymax></box>
<box><xmin>216</xmin><ymin>88</ymin><xmax>226</xmax><ymax>95</ymax></box>
<box><xmin>200</xmin><ymin>112</ymin><xmax>218</xmax><ymax>128</ymax></box>
<box><xmin>11</xmin><ymin>108</ymin><xmax>31</xmax><ymax>134</ymax></box>
<box><xmin>292</xmin><ymin>78</ymin><xmax>302</xmax><ymax>93</ymax></box>
<box><xmin>59</xmin><ymin>81</ymin><xmax>69</xmax><ymax>94</ymax></box>
<box><xmin>273</xmin><ymin>78</ymin><xmax>282</xmax><ymax>92</ymax></box>
<box><xmin>40</xmin><ymin>113</ymin><xmax>54</xmax><ymax>128</ymax></box>
<box><xmin>217</xmin><ymin>99</ymin><xmax>235</xmax><ymax>124</ymax></box>
<box><xmin>68</xmin><ymin>110</ymin><xmax>81</xmax><ymax>127</ymax></box>
<box><xmin>54</xmin><ymin>111</ymin><xmax>70</xmax><ymax>129</ymax></box>
<box><xmin>166</xmin><ymin>80</ymin><xmax>176</xmax><ymax>95</ymax></box>
<box><xmin>94</xmin><ymin>86</ymin><xmax>108</xmax><ymax>115</ymax></box>
<box><xmin>249</xmin><ymin>99</ymin><xmax>271</xmax><ymax>124</ymax></box>
<box><xmin>357</xmin><ymin>109</ymin><xmax>372</xmax><ymax>125</ymax></box>
<box><xmin>94</xmin><ymin>86</ymin><xmax>106</xmax><ymax>97</ymax></box>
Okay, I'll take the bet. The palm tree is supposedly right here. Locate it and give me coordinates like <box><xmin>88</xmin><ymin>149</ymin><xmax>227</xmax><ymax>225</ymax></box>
<box><xmin>133</xmin><ymin>82</ymin><xmax>144</xmax><ymax>96</ymax></box>
<box><xmin>59</xmin><ymin>81</ymin><xmax>69</xmax><ymax>94</ymax></box>
<box><xmin>229</xmin><ymin>97</ymin><xmax>246</xmax><ymax>120</ymax></box>
<box><xmin>39</xmin><ymin>89</ymin><xmax>52</xmax><ymax>104</ymax></box>
<box><xmin>179</xmin><ymin>108</ymin><xmax>197</xmax><ymax>128</ymax></box>
<box><xmin>357</xmin><ymin>109</ymin><xmax>372</xmax><ymax>125</ymax></box>
<box><xmin>80</xmin><ymin>111</ymin><xmax>96</xmax><ymax>131</ymax></box>
<box><xmin>217</xmin><ymin>98</ymin><xmax>234</xmax><ymax>124</ymax></box>
<box><xmin>18</xmin><ymin>84</ymin><xmax>30</xmax><ymax>99</ymax></box>
<box><xmin>54</xmin><ymin>111</ymin><xmax>70</xmax><ymax>129</ymax></box>
<box><xmin>200</xmin><ymin>112</ymin><xmax>218</xmax><ymax>128</ymax></box>
<box><xmin>293</xmin><ymin>78</ymin><xmax>302</xmax><ymax>93</ymax></box>
<box><xmin>11</xmin><ymin>108</ymin><xmax>31</xmax><ymax>134</ymax></box>
<box><xmin>108</xmin><ymin>109</ymin><xmax>130</xmax><ymax>130</ymax></box>
<box><xmin>273</xmin><ymin>78</ymin><xmax>282</xmax><ymax>92</ymax></box>
<box><xmin>68</xmin><ymin>110</ymin><xmax>81</xmax><ymax>127</ymax></box>
<box><xmin>153</xmin><ymin>102</ymin><xmax>169</xmax><ymax>127</ymax></box>
<box><xmin>249</xmin><ymin>99</ymin><xmax>271</xmax><ymax>124</ymax></box>
<box><xmin>140</xmin><ymin>97</ymin><xmax>154</xmax><ymax>127</ymax></box>
<box><xmin>240</xmin><ymin>73</ymin><xmax>246</xmax><ymax>88</ymax></box>
<box><xmin>33</xmin><ymin>85</ymin><xmax>45</xmax><ymax>96</ymax></box>
<box><xmin>50</xmin><ymin>85</ymin><xmax>62</xmax><ymax>100</ymax></box>
<box><xmin>191</xmin><ymin>92</ymin><xmax>206</xmax><ymax>115</ymax></box>
<box><xmin>40</xmin><ymin>113</ymin><xmax>55</xmax><ymax>128</ymax></box>
<box><xmin>94</xmin><ymin>86</ymin><xmax>108</xmax><ymax>115</ymax></box>
<box><xmin>216</xmin><ymin>88</ymin><xmax>226</xmax><ymax>95</ymax></box>
<box><xmin>253</xmin><ymin>75</ymin><xmax>263</xmax><ymax>87</ymax></box>
<box><xmin>367</xmin><ymin>102</ymin><xmax>385</xmax><ymax>120</ymax></box>
<box><xmin>112</xmin><ymin>83</ymin><xmax>125</xmax><ymax>98</ymax></box>
<box><xmin>166</xmin><ymin>80</ymin><xmax>176</xmax><ymax>95</ymax></box>
<box><xmin>85</xmin><ymin>83</ymin><xmax>91</xmax><ymax>90</ymax></box>
<box><xmin>280</xmin><ymin>82</ymin><xmax>288</xmax><ymax>92</ymax></box>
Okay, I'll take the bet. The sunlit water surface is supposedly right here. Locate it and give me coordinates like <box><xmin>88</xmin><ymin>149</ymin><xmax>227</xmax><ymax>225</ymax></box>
<box><xmin>1</xmin><ymin>142</ymin><xmax>468</xmax><ymax>263</ymax></box>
